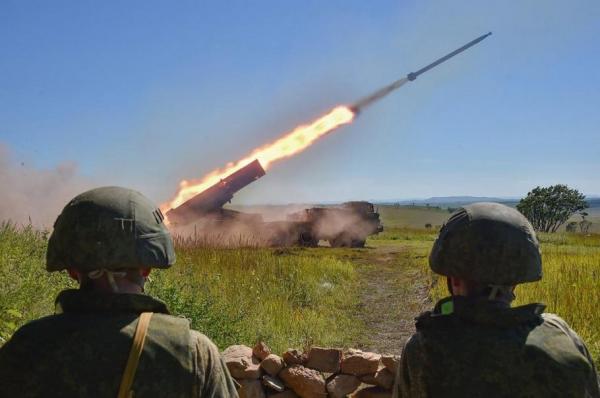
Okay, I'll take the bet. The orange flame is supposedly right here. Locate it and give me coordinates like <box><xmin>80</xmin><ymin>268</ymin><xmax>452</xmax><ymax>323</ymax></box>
<box><xmin>162</xmin><ymin>105</ymin><xmax>355</xmax><ymax>212</ymax></box>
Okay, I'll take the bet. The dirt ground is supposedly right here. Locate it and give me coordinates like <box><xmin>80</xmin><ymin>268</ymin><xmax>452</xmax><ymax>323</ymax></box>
<box><xmin>346</xmin><ymin>242</ymin><xmax>433</xmax><ymax>355</ymax></box>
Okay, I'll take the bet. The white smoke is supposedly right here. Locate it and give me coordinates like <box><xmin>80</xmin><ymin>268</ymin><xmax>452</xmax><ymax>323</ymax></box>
<box><xmin>0</xmin><ymin>143</ymin><xmax>96</xmax><ymax>228</ymax></box>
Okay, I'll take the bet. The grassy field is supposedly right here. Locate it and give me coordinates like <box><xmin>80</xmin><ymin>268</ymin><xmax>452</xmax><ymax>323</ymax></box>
<box><xmin>0</xmin><ymin>222</ymin><xmax>361</xmax><ymax>353</ymax></box>
<box><xmin>1</xmin><ymin>205</ymin><xmax>598</xmax><ymax>367</ymax></box>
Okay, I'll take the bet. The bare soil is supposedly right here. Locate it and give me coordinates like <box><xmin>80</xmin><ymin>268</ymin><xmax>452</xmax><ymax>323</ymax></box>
<box><xmin>348</xmin><ymin>244</ymin><xmax>432</xmax><ymax>354</ymax></box>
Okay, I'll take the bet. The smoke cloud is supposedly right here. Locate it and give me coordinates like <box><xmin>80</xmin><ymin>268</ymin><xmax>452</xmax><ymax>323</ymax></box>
<box><xmin>169</xmin><ymin>203</ymin><xmax>382</xmax><ymax>248</ymax></box>
<box><xmin>0</xmin><ymin>144</ymin><xmax>96</xmax><ymax>228</ymax></box>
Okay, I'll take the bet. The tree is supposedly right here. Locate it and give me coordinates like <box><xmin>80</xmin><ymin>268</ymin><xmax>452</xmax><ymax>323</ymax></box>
<box><xmin>565</xmin><ymin>221</ymin><xmax>578</xmax><ymax>233</ymax></box>
<box><xmin>516</xmin><ymin>184</ymin><xmax>588</xmax><ymax>233</ymax></box>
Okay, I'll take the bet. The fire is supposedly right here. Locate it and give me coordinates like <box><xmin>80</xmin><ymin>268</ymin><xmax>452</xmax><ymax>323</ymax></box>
<box><xmin>162</xmin><ymin>105</ymin><xmax>355</xmax><ymax>212</ymax></box>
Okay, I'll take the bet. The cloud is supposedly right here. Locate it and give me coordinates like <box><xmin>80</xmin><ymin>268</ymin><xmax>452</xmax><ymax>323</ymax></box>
<box><xmin>0</xmin><ymin>143</ymin><xmax>96</xmax><ymax>228</ymax></box>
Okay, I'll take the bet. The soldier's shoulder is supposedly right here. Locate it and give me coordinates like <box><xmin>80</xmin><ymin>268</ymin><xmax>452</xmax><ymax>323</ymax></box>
<box><xmin>189</xmin><ymin>329</ymin><xmax>220</xmax><ymax>352</ymax></box>
<box><xmin>151</xmin><ymin>312</ymin><xmax>192</xmax><ymax>328</ymax></box>
<box><xmin>401</xmin><ymin>332</ymin><xmax>426</xmax><ymax>360</ymax></box>
<box><xmin>5</xmin><ymin>314</ymin><xmax>64</xmax><ymax>341</ymax></box>
<box><xmin>539</xmin><ymin>312</ymin><xmax>582</xmax><ymax>341</ymax></box>
<box><xmin>538</xmin><ymin>312</ymin><xmax>590</xmax><ymax>353</ymax></box>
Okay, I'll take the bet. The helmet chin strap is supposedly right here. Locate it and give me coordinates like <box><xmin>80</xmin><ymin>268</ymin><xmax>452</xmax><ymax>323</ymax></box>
<box><xmin>488</xmin><ymin>285</ymin><xmax>516</xmax><ymax>302</ymax></box>
<box><xmin>88</xmin><ymin>269</ymin><xmax>127</xmax><ymax>293</ymax></box>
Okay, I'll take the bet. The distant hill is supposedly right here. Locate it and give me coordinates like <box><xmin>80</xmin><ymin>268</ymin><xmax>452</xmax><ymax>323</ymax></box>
<box><xmin>586</xmin><ymin>198</ymin><xmax>600</xmax><ymax>209</ymax></box>
<box><xmin>378</xmin><ymin>196</ymin><xmax>600</xmax><ymax>210</ymax></box>
<box><xmin>378</xmin><ymin>196</ymin><xmax>518</xmax><ymax>209</ymax></box>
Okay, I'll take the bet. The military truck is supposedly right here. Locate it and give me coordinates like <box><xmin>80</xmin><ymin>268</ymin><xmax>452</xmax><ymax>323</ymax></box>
<box><xmin>286</xmin><ymin>201</ymin><xmax>383</xmax><ymax>247</ymax></box>
<box><xmin>166</xmin><ymin>160</ymin><xmax>383</xmax><ymax>247</ymax></box>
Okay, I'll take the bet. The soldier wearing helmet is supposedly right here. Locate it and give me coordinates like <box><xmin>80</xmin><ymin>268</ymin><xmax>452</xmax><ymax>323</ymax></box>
<box><xmin>0</xmin><ymin>187</ymin><xmax>239</xmax><ymax>397</ymax></box>
<box><xmin>393</xmin><ymin>202</ymin><xmax>599</xmax><ymax>398</ymax></box>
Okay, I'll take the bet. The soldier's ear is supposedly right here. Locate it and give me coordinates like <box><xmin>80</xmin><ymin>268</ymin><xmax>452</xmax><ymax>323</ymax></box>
<box><xmin>67</xmin><ymin>268</ymin><xmax>81</xmax><ymax>282</ymax></box>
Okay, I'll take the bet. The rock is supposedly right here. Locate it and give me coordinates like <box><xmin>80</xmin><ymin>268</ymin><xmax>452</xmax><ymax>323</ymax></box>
<box><xmin>341</xmin><ymin>349</ymin><xmax>381</xmax><ymax>376</ymax></box>
<box><xmin>262</xmin><ymin>375</ymin><xmax>286</xmax><ymax>392</ymax></box>
<box><xmin>222</xmin><ymin>345</ymin><xmax>262</xmax><ymax>379</ymax></box>
<box><xmin>279</xmin><ymin>365</ymin><xmax>327</xmax><ymax>398</ymax></box>
<box><xmin>373</xmin><ymin>369</ymin><xmax>394</xmax><ymax>390</ymax></box>
<box><xmin>359</xmin><ymin>374</ymin><xmax>377</xmax><ymax>385</ymax></box>
<box><xmin>253</xmin><ymin>341</ymin><xmax>272</xmax><ymax>361</ymax></box>
<box><xmin>282</xmin><ymin>349</ymin><xmax>307</xmax><ymax>366</ymax></box>
<box><xmin>380</xmin><ymin>355</ymin><xmax>400</xmax><ymax>374</ymax></box>
<box><xmin>267</xmin><ymin>390</ymin><xmax>299</xmax><ymax>398</ymax></box>
<box><xmin>261</xmin><ymin>354</ymin><xmax>286</xmax><ymax>376</ymax></box>
<box><xmin>306</xmin><ymin>347</ymin><xmax>342</xmax><ymax>373</ymax></box>
<box><xmin>326</xmin><ymin>374</ymin><xmax>361</xmax><ymax>398</ymax></box>
<box><xmin>239</xmin><ymin>379</ymin><xmax>267</xmax><ymax>398</ymax></box>
<box><xmin>352</xmin><ymin>386</ymin><xmax>392</xmax><ymax>398</ymax></box>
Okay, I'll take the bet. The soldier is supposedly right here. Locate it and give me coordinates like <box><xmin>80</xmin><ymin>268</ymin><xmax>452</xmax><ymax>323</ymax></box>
<box><xmin>394</xmin><ymin>202</ymin><xmax>599</xmax><ymax>398</ymax></box>
<box><xmin>0</xmin><ymin>186</ymin><xmax>239</xmax><ymax>397</ymax></box>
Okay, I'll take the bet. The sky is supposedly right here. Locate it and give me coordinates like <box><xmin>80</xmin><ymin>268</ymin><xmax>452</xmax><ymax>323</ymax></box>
<box><xmin>1</xmin><ymin>0</ymin><xmax>599</xmax><ymax>219</ymax></box>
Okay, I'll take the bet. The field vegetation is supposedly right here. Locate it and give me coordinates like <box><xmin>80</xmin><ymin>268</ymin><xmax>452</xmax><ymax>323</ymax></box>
<box><xmin>1</xmin><ymin>205</ymin><xmax>598</xmax><ymax>367</ymax></box>
<box><xmin>0</xmin><ymin>222</ymin><xmax>361</xmax><ymax>353</ymax></box>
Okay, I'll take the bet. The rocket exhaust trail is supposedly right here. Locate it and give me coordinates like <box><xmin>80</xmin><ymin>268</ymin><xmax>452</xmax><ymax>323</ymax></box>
<box><xmin>351</xmin><ymin>32</ymin><xmax>492</xmax><ymax>113</ymax></box>
<box><xmin>162</xmin><ymin>33</ymin><xmax>491</xmax><ymax>215</ymax></box>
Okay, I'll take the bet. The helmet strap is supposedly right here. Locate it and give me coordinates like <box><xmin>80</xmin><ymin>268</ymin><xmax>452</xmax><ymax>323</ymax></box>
<box><xmin>88</xmin><ymin>269</ymin><xmax>127</xmax><ymax>293</ymax></box>
<box><xmin>487</xmin><ymin>285</ymin><xmax>516</xmax><ymax>302</ymax></box>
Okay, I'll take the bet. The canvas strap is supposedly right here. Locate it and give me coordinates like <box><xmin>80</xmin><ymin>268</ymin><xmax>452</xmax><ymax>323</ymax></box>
<box><xmin>117</xmin><ymin>312</ymin><xmax>153</xmax><ymax>398</ymax></box>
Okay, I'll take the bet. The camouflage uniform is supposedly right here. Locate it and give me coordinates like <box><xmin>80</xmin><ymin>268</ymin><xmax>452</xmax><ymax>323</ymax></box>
<box><xmin>394</xmin><ymin>296</ymin><xmax>600</xmax><ymax>398</ymax></box>
<box><xmin>0</xmin><ymin>187</ymin><xmax>239</xmax><ymax>397</ymax></box>
<box><xmin>0</xmin><ymin>289</ymin><xmax>239</xmax><ymax>397</ymax></box>
<box><xmin>393</xmin><ymin>203</ymin><xmax>600</xmax><ymax>398</ymax></box>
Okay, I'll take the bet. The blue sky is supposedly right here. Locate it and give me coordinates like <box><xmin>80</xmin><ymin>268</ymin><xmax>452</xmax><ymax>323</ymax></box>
<box><xmin>1</xmin><ymin>0</ymin><xmax>599</xmax><ymax>206</ymax></box>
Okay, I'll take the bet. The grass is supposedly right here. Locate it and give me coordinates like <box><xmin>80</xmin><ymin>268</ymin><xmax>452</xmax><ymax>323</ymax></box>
<box><xmin>1</xmin><ymin>206</ymin><xmax>598</xmax><ymax>366</ymax></box>
<box><xmin>0</xmin><ymin>222</ymin><xmax>361</xmax><ymax>353</ymax></box>
<box><xmin>515</xmin><ymin>232</ymin><xmax>600</xmax><ymax>364</ymax></box>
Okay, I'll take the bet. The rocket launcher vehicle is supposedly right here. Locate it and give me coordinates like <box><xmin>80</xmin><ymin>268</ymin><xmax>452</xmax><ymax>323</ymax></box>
<box><xmin>166</xmin><ymin>159</ymin><xmax>265</xmax><ymax>225</ymax></box>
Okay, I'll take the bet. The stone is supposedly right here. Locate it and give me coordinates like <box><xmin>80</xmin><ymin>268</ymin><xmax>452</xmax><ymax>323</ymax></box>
<box><xmin>326</xmin><ymin>374</ymin><xmax>361</xmax><ymax>398</ymax></box>
<box><xmin>268</xmin><ymin>390</ymin><xmax>299</xmax><ymax>398</ymax></box>
<box><xmin>253</xmin><ymin>341</ymin><xmax>272</xmax><ymax>361</ymax></box>
<box><xmin>261</xmin><ymin>354</ymin><xmax>286</xmax><ymax>376</ymax></box>
<box><xmin>282</xmin><ymin>349</ymin><xmax>307</xmax><ymax>366</ymax></box>
<box><xmin>352</xmin><ymin>386</ymin><xmax>392</xmax><ymax>398</ymax></box>
<box><xmin>262</xmin><ymin>375</ymin><xmax>286</xmax><ymax>392</ymax></box>
<box><xmin>306</xmin><ymin>347</ymin><xmax>342</xmax><ymax>373</ymax></box>
<box><xmin>341</xmin><ymin>349</ymin><xmax>381</xmax><ymax>376</ymax></box>
<box><xmin>373</xmin><ymin>369</ymin><xmax>394</xmax><ymax>390</ymax></box>
<box><xmin>239</xmin><ymin>379</ymin><xmax>267</xmax><ymax>398</ymax></box>
<box><xmin>279</xmin><ymin>365</ymin><xmax>327</xmax><ymax>398</ymax></box>
<box><xmin>359</xmin><ymin>374</ymin><xmax>377</xmax><ymax>385</ymax></box>
<box><xmin>222</xmin><ymin>345</ymin><xmax>262</xmax><ymax>379</ymax></box>
<box><xmin>380</xmin><ymin>355</ymin><xmax>400</xmax><ymax>374</ymax></box>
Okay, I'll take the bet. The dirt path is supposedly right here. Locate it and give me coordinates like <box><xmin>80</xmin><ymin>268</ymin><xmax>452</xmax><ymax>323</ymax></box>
<box><xmin>349</xmin><ymin>244</ymin><xmax>432</xmax><ymax>354</ymax></box>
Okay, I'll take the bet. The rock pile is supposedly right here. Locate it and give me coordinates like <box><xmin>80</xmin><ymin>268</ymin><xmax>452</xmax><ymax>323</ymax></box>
<box><xmin>222</xmin><ymin>343</ymin><xmax>400</xmax><ymax>398</ymax></box>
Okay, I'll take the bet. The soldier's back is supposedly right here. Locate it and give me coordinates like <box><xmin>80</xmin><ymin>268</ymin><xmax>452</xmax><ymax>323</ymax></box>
<box><xmin>0</xmin><ymin>311</ymin><xmax>197</xmax><ymax>397</ymax></box>
<box><xmin>397</xmin><ymin>297</ymin><xmax>599</xmax><ymax>398</ymax></box>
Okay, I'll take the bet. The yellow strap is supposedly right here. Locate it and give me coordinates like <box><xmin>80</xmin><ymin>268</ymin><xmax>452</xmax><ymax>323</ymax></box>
<box><xmin>117</xmin><ymin>312</ymin><xmax>153</xmax><ymax>398</ymax></box>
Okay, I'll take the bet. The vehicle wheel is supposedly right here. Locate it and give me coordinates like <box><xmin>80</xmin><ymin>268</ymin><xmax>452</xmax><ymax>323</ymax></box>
<box><xmin>350</xmin><ymin>239</ymin><xmax>366</xmax><ymax>248</ymax></box>
<box><xmin>329</xmin><ymin>234</ymin><xmax>352</xmax><ymax>247</ymax></box>
<box><xmin>298</xmin><ymin>232</ymin><xmax>318</xmax><ymax>247</ymax></box>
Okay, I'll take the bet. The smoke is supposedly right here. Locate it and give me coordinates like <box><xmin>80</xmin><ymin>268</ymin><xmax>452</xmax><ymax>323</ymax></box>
<box><xmin>0</xmin><ymin>144</ymin><xmax>95</xmax><ymax>228</ymax></box>
<box><xmin>169</xmin><ymin>203</ymin><xmax>382</xmax><ymax>248</ymax></box>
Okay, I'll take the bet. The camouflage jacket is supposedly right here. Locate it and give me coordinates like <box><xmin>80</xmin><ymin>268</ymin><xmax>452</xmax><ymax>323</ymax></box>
<box><xmin>0</xmin><ymin>289</ymin><xmax>239</xmax><ymax>398</ymax></box>
<box><xmin>393</xmin><ymin>296</ymin><xmax>600</xmax><ymax>398</ymax></box>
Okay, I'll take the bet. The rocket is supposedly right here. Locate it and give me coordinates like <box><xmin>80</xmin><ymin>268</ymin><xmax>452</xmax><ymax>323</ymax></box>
<box><xmin>351</xmin><ymin>32</ymin><xmax>492</xmax><ymax>113</ymax></box>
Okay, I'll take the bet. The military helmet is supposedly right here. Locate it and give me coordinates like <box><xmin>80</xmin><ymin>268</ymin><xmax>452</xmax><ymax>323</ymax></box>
<box><xmin>429</xmin><ymin>202</ymin><xmax>542</xmax><ymax>285</ymax></box>
<box><xmin>47</xmin><ymin>186</ymin><xmax>175</xmax><ymax>272</ymax></box>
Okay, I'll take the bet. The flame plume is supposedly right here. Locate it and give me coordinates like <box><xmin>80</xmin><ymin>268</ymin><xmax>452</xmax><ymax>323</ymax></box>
<box><xmin>162</xmin><ymin>105</ymin><xmax>355</xmax><ymax>212</ymax></box>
